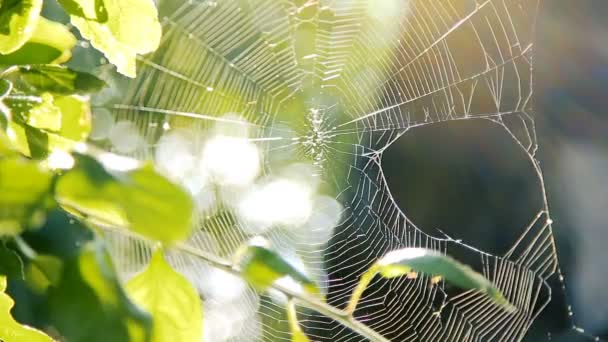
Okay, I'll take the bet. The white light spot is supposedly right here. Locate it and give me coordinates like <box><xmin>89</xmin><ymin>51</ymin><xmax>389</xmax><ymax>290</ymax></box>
<box><xmin>239</xmin><ymin>179</ymin><xmax>313</xmax><ymax>231</ymax></box>
<box><xmin>156</xmin><ymin>130</ymin><xmax>197</xmax><ymax>181</ymax></box>
<box><xmin>97</xmin><ymin>152</ymin><xmax>139</xmax><ymax>172</ymax></box>
<box><xmin>366</xmin><ymin>0</ymin><xmax>409</xmax><ymax>19</ymax></box>
<box><xmin>47</xmin><ymin>150</ymin><xmax>75</xmax><ymax>170</ymax></box>
<box><xmin>199</xmin><ymin>268</ymin><xmax>248</xmax><ymax>303</ymax></box>
<box><xmin>298</xmin><ymin>195</ymin><xmax>342</xmax><ymax>246</ymax></box>
<box><xmin>378</xmin><ymin>248</ymin><xmax>434</xmax><ymax>266</ymax></box>
<box><xmin>202</xmin><ymin>136</ymin><xmax>260</xmax><ymax>186</ymax></box>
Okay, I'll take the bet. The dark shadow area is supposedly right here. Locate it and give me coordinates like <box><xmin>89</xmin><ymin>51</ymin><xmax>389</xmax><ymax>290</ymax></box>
<box><xmin>382</xmin><ymin>119</ymin><xmax>543</xmax><ymax>263</ymax></box>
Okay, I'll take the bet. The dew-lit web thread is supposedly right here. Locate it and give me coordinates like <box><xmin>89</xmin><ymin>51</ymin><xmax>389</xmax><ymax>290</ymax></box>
<box><xmin>100</xmin><ymin>0</ymin><xmax>595</xmax><ymax>341</ymax></box>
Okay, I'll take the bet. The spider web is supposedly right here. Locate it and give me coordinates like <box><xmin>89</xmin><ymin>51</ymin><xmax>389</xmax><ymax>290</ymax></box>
<box><xmin>94</xmin><ymin>0</ymin><xmax>598</xmax><ymax>341</ymax></box>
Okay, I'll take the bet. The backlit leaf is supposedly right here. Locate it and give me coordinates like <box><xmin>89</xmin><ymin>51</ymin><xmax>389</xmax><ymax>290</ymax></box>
<box><xmin>28</xmin><ymin>17</ymin><xmax>77</xmax><ymax>64</ymax></box>
<box><xmin>235</xmin><ymin>238</ymin><xmax>319</xmax><ymax>295</ymax></box>
<box><xmin>25</xmin><ymin>254</ymin><xmax>63</xmax><ymax>293</ymax></box>
<box><xmin>0</xmin><ymin>243</ymin><xmax>24</xmax><ymax>280</ymax></box>
<box><xmin>58</xmin><ymin>0</ymin><xmax>108</xmax><ymax>22</ymax></box>
<box><xmin>3</xmin><ymin>93</ymin><xmax>91</xmax><ymax>157</ymax></box>
<box><xmin>0</xmin><ymin>275</ymin><xmax>53</xmax><ymax>342</ymax></box>
<box><xmin>48</xmin><ymin>239</ymin><xmax>152</xmax><ymax>342</ymax></box>
<box><xmin>52</xmin><ymin>94</ymin><xmax>92</xmax><ymax>142</ymax></box>
<box><xmin>55</xmin><ymin>154</ymin><xmax>194</xmax><ymax>244</ymax></box>
<box><xmin>0</xmin><ymin>17</ymin><xmax>77</xmax><ymax>65</ymax></box>
<box><xmin>69</xmin><ymin>0</ymin><xmax>162</xmax><ymax>77</ymax></box>
<box><xmin>0</xmin><ymin>0</ymin><xmax>43</xmax><ymax>54</ymax></box>
<box><xmin>19</xmin><ymin>65</ymin><xmax>106</xmax><ymax>95</ymax></box>
<box><xmin>378</xmin><ymin>248</ymin><xmax>512</xmax><ymax>308</ymax></box>
<box><xmin>24</xmin><ymin>93</ymin><xmax>62</xmax><ymax>131</ymax></box>
<box><xmin>0</xmin><ymin>157</ymin><xmax>52</xmax><ymax>236</ymax></box>
<box><xmin>126</xmin><ymin>249</ymin><xmax>202</xmax><ymax>342</ymax></box>
<box><xmin>347</xmin><ymin>248</ymin><xmax>516</xmax><ymax>314</ymax></box>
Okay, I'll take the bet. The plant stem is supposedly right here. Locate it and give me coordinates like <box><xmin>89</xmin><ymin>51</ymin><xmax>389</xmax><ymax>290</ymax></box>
<box><xmin>14</xmin><ymin>236</ymin><xmax>37</xmax><ymax>260</ymax></box>
<box><xmin>97</xmin><ymin>223</ymin><xmax>389</xmax><ymax>341</ymax></box>
<box><xmin>345</xmin><ymin>264</ymin><xmax>379</xmax><ymax>316</ymax></box>
<box><xmin>176</xmin><ymin>242</ymin><xmax>390</xmax><ymax>342</ymax></box>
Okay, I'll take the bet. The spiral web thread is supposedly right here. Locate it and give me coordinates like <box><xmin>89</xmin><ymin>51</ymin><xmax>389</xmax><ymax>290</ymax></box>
<box><xmin>99</xmin><ymin>0</ymin><xmax>598</xmax><ymax>341</ymax></box>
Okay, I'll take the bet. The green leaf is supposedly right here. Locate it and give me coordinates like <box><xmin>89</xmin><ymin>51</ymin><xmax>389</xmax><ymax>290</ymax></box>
<box><xmin>58</xmin><ymin>0</ymin><xmax>108</xmax><ymax>22</ymax></box>
<box><xmin>52</xmin><ymin>94</ymin><xmax>92</xmax><ymax>142</ymax></box>
<box><xmin>6</xmin><ymin>120</ymin><xmax>46</xmax><ymax>157</ymax></box>
<box><xmin>3</xmin><ymin>92</ymin><xmax>62</xmax><ymax>158</ymax></box>
<box><xmin>0</xmin><ymin>17</ymin><xmax>78</xmax><ymax>65</ymax></box>
<box><xmin>0</xmin><ymin>130</ymin><xmax>15</xmax><ymax>155</ymax></box>
<box><xmin>0</xmin><ymin>243</ymin><xmax>24</xmax><ymax>280</ymax></box>
<box><xmin>377</xmin><ymin>248</ymin><xmax>511</xmax><ymax>306</ymax></box>
<box><xmin>70</xmin><ymin>0</ymin><xmax>162</xmax><ymax>77</ymax></box>
<box><xmin>287</xmin><ymin>300</ymin><xmax>310</xmax><ymax>342</ymax></box>
<box><xmin>0</xmin><ymin>0</ymin><xmax>43</xmax><ymax>54</ymax></box>
<box><xmin>48</xmin><ymin>240</ymin><xmax>152</xmax><ymax>342</ymax></box>
<box><xmin>346</xmin><ymin>248</ymin><xmax>516</xmax><ymax>315</ymax></box>
<box><xmin>24</xmin><ymin>93</ymin><xmax>62</xmax><ymax>131</ymax></box>
<box><xmin>0</xmin><ymin>157</ymin><xmax>52</xmax><ymax>236</ymax></box>
<box><xmin>234</xmin><ymin>238</ymin><xmax>319</xmax><ymax>295</ymax></box>
<box><xmin>4</xmin><ymin>93</ymin><xmax>91</xmax><ymax>157</ymax></box>
<box><xmin>25</xmin><ymin>254</ymin><xmax>63</xmax><ymax>293</ymax></box>
<box><xmin>19</xmin><ymin>65</ymin><xmax>106</xmax><ymax>95</ymax></box>
<box><xmin>55</xmin><ymin>153</ymin><xmax>195</xmax><ymax>244</ymax></box>
<box><xmin>0</xmin><ymin>275</ymin><xmax>54</xmax><ymax>342</ymax></box>
<box><xmin>126</xmin><ymin>249</ymin><xmax>202</xmax><ymax>342</ymax></box>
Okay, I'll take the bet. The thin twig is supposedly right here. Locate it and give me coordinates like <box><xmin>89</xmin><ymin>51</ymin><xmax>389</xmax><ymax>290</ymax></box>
<box><xmin>175</xmin><ymin>243</ymin><xmax>390</xmax><ymax>342</ymax></box>
<box><xmin>96</xmin><ymin>223</ymin><xmax>389</xmax><ymax>341</ymax></box>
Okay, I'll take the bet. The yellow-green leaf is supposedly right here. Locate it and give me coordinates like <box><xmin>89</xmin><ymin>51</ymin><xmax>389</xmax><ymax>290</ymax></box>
<box><xmin>26</xmin><ymin>93</ymin><xmax>62</xmax><ymax>131</ymax></box>
<box><xmin>52</xmin><ymin>94</ymin><xmax>92</xmax><ymax>142</ymax></box>
<box><xmin>25</xmin><ymin>254</ymin><xmax>63</xmax><ymax>293</ymax></box>
<box><xmin>346</xmin><ymin>248</ymin><xmax>516</xmax><ymax>315</ymax></box>
<box><xmin>378</xmin><ymin>248</ymin><xmax>513</xmax><ymax>308</ymax></box>
<box><xmin>0</xmin><ymin>244</ymin><xmax>24</xmax><ymax>280</ymax></box>
<box><xmin>235</xmin><ymin>238</ymin><xmax>319</xmax><ymax>295</ymax></box>
<box><xmin>0</xmin><ymin>17</ymin><xmax>77</xmax><ymax>65</ymax></box>
<box><xmin>55</xmin><ymin>154</ymin><xmax>194</xmax><ymax>244</ymax></box>
<box><xmin>126</xmin><ymin>250</ymin><xmax>202</xmax><ymax>342</ymax></box>
<box><xmin>58</xmin><ymin>0</ymin><xmax>107</xmax><ymax>22</ymax></box>
<box><xmin>70</xmin><ymin>0</ymin><xmax>162</xmax><ymax>77</ymax></box>
<box><xmin>3</xmin><ymin>93</ymin><xmax>91</xmax><ymax>157</ymax></box>
<box><xmin>47</xmin><ymin>239</ymin><xmax>152</xmax><ymax>342</ymax></box>
<box><xmin>0</xmin><ymin>275</ymin><xmax>54</xmax><ymax>342</ymax></box>
<box><xmin>0</xmin><ymin>0</ymin><xmax>43</xmax><ymax>54</ymax></box>
<box><xmin>0</xmin><ymin>157</ymin><xmax>52</xmax><ymax>236</ymax></box>
<box><xmin>19</xmin><ymin>65</ymin><xmax>106</xmax><ymax>95</ymax></box>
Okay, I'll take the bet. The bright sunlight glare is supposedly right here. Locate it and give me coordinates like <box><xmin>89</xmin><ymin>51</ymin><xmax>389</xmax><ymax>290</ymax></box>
<box><xmin>239</xmin><ymin>179</ymin><xmax>313</xmax><ymax>232</ymax></box>
<box><xmin>202</xmin><ymin>135</ymin><xmax>260</xmax><ymax>187</ymax></box>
